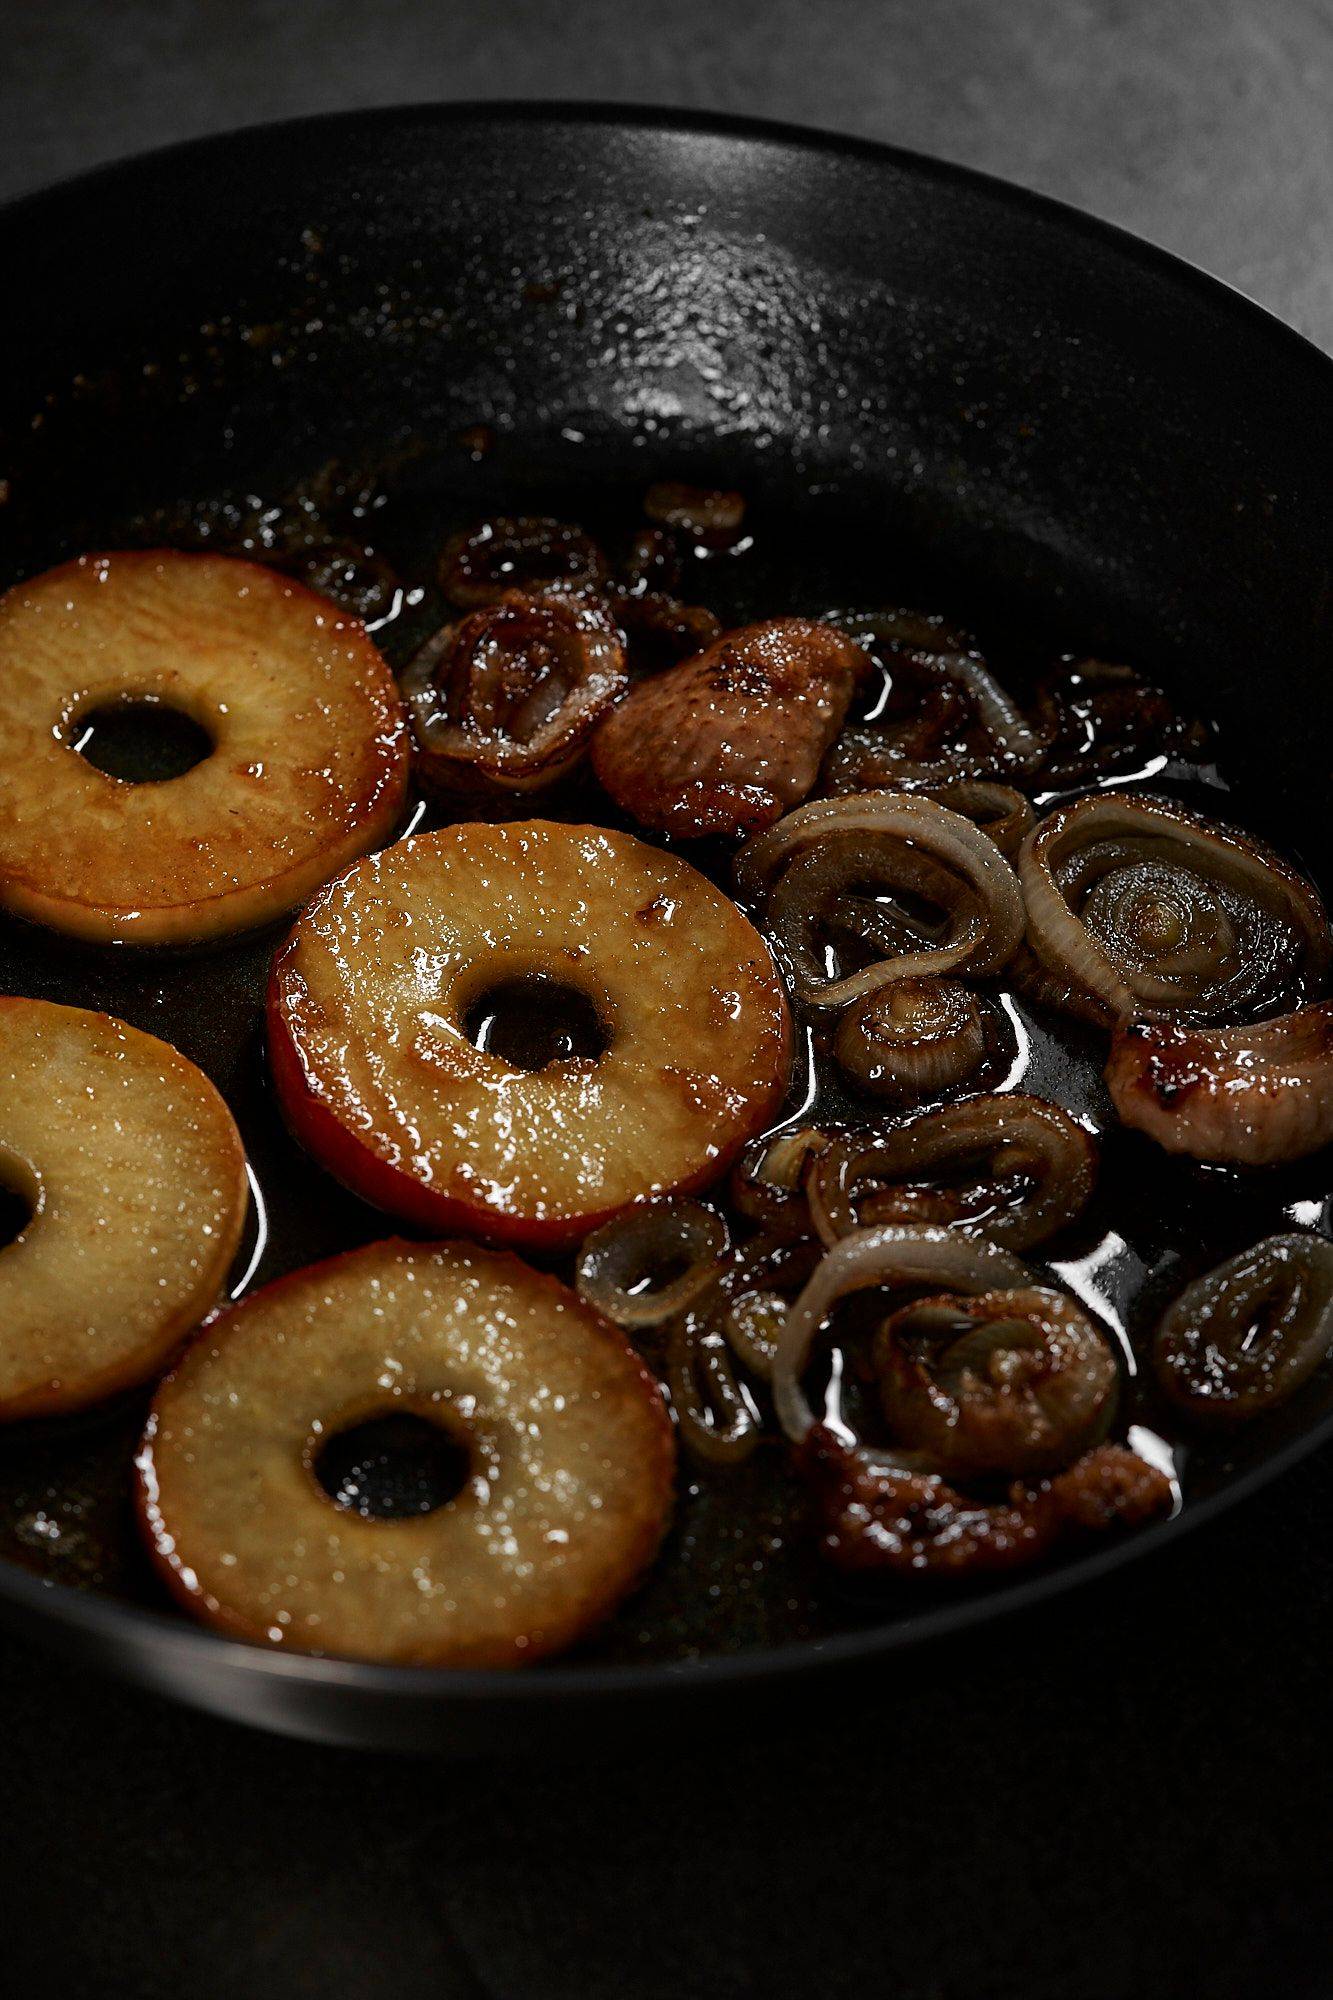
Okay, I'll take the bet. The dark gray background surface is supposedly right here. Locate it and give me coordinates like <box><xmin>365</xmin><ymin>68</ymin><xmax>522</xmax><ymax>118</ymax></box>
<box><xmin>2</xmin><ymin>4</ymin><xmax>1332</xmax><ymax>1996</ymax></box>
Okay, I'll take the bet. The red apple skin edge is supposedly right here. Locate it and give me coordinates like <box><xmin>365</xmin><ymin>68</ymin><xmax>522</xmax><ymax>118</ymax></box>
<box><xmin>265</xmin><ymin>948</ymin><xmax>794</xmax><ymax>1252</ymax></box>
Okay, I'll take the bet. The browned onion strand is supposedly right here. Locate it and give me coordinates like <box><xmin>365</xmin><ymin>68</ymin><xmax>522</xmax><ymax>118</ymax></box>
<box><xmin>623</xmin><ymin>525</ymin><xmax>682</xmax><ymax>596</ymax></box>
<box><xmin>720</xmin><ymin>1234</ymin><xmax>824</xmax><ymax>1380</ymax></box>
<box><xmin>820</xmin><ymin>616</ymin><xmax>1041</xmax><ymax>791</ymax></box>
<box><xmin>404</xmin><ymin>591</ymin><xmax>627</xmax><ymax>798</ymax></box>
<box><xmin>771</xmin><ymin>1225</ymin><xmax>1034</xmax><ymax>1443</ymax></box>
<box><xmin>804</xmin><ymin>1094</ymin><xmax>1098</xmax><ymax>1252</ymax></box>
<box><xmin>1019</xmin><ymin>792</ymin><xmax>1330</xmax><ymax>1026</ymax></box>
<box><xmin>609</xmin><ymin>590</ymin><xmax>723</xmax><ymax>676</ymax></box>
<box><xmin>666</xmin><ymin>1310</ymin><xmax>764</xmax><ymax>1463</ymax></box>
<box><xmin>824</xmin><ymin>606</ymin><xmax>977</xmax><ymax>662</ymax></box>
<box><xmin>279</xmin><ymin>538</ymin><xmax>401</xmax><ymax>623</ymax></box>
<box><xmin>774</xmin><ymin>1224</ymin><xmax>1162</xmax><ymax>1577</ymax></box>
<box><xmin>735</xmin><ymin>792</ymin><xmax>1025</xmax><ymax>1007</ymax></box>
<box><xmin>644</xmin><ymin>481</ymin><xmax>747</xmax><ymax>549</ymax></box>
<box><xmin>575</xmin><ymin>1199</ymin><xmax>730</xmax><ymax>1330</ymax></box>
<box><xmin>833</xmin><ymin>976</ymin><xmax>998</xmax><ymax>1103</ymax></box>
<box><xmin>439</xmin><ymin>516</ymin><xmax>608</xmax><ymax>607</ymax></box>
<box><xmin>875</xmin><ymin>1287</ymin><xmax>1118</xmax><ymax>1477</ymax></box>
<box><xmin>797</xmin><ymin>1424</ymin><xmax>1173</xmax><ymax>1577</ymax></box>
<box><xmin>1153</xmin><ymin>1234</ymin><xmax>1333</xmax><ymax>1423</ymax></box>
<box><xmin>1105</xmin><ymin>1001</ymin><xmax>1333</xmax><ymax>1166</ymax></box>
<box><xmin>729</xmin><ymin>1128</ymin><xmax>829</xmax><ymax>1238</ymax></box>
<box><xmin>899</xmin><ymin>781</ymin><xmax>1035</xmax><ymax>858</ymax></box>
<box><xmin>1032</xmin><ymin>658</ymin><xmax>1212</xmax><ymax>786</ymax></box>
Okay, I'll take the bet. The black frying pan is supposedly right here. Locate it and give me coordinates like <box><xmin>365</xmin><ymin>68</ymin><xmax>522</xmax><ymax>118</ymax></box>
<box><xmin>0</xmin><ymin>103</ymin><xmax>1330</xmax><ymax>1754</ymax></box>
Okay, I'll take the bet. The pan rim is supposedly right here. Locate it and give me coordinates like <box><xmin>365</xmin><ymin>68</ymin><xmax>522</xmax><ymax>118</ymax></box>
<box><xmin>1</xmin><ymin>97</ymin><xmax>1330</xmax><ymax>1715</ymax></box>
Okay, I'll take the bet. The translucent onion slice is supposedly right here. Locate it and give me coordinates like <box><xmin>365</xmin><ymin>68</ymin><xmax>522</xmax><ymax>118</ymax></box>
<box><xmin>438</xmin><ymin>516</ymin><xmax>607</xmax><ymax>607</ymax></box>
<box><xmin>875</xmin><ymin>1287</ymin><xmax>1118</xmax><ymax>1477</ymax></box>
<box><xmin>822</xmin><ymin>636</ymin><xmax>1042</xmax><ymax>791</ymax></box>
<box><xmin>770</xmin><ymin>1224</ymin><xmax>1032</xmax><ymax>1443</ymax></box>
<box><xmin>666</xmin><ymin>1313</ymin><xmax>764</xmax><ymax>1463</ymax></box>
<box><xmin>1153</xmin><ymin>1234</ymin><xmax>1333</xmax><ymax>1424</ymax></box>
<box><xmin>644</xmin><ymin>481</ymin><xmax>746</xmax><ymax>549</ymax></box>
<box><xmin>729</xmin><ymin>1127</ymin><xmax>829</xmax><ymax>1238</ymax></box>
<box><xmin>576</xmin><ymin>1199</ymin><xmax>730</xmax><ymax>1330</ymax></box>
<box><xmin>1020</xmin><ymin>792</ymin><xmax>1330</xmax><ymax>1026</ymax></box>
<box><xmin>804</xmin><ymin>1094</ymin><xmax>1098</xmax><ymax>1252</ymax></box>
<box><xmin>901</xmin><ymin>781</ymin><xmax>1035</xmax><ymax>858</ymax></box>
<box><xmin>833</xmin><ymin>977</ymin><xmax>994</xmax><ymax>1103</ymax></box>
<box><xmin>404</xmin><ymin>591</ymin><xmax>627</xmax><ymax>799</ymax></box>
<box><xmin>735</xmin><ymin>792</ymin><xmax>1025</xmax><ymax>1008</ymax></box>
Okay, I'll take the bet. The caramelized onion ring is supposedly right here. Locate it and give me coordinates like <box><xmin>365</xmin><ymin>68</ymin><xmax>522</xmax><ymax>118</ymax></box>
<box><xmin>666</xmin><ymin>1311</ymin><xmax>762</xmax><ymax>1463</ymax></box>
<box><xmin>823</xmin><ymin>629</ymin><xmax>1041</xmax><ymax>791</ymax></box>
<box><xmin>1106</xmin><ymin>1002</ymin><xmax>1333</xmax><ymax>1165</ymax></box>
<box><xmin>902</xmin><ymin>781</ymin><xmax>1035</xmax><ymax>858</ymax></box>
<box><xmin>735</xmin><ymin>792</ymin><xmax>1025</xmax><ymax>1007</ymax></box>
<box><xmin>610</xmin><ymin>591</ymin><xmax>722</xmax><ymax>675</ymax></box>
<box><xmin>771</xmin><ymin>1225</ymin><xmax>1032</xmax><ymax>1443</ymax></box>
<box><xmin>404</xmin><ymin>592</ymin><xmax>627</xmax><ymax>798</ymax></box>
<box><xmin>1019</xmin><ymin>793</ymin><xmax>1329</xmax><ymax>1026</ymax></box>
<box><xmin>721</xmin><ymin>1235</ymin><xmax>823</xmax><ymax>1381</ymax></box>
<box><xmin>576</xmin><ymin>1199</ymin><xmax>730</xmax><ymax>1329</ymax></box>
<box><xmin>1031</xmin><ymin>658</ymin><xmax>1211</xmax><ymax>787</ymax></box>
<box><xmin>805</xmin><ymin>1095</ymin><xmax>1097</xmax><ymax>1252</ymax></box>
<box><xmin>729</xmin><ymin>1127</ymin><xmax>829</xmax><ymax>1239</ymax></box>
<box><xmin>833</xmin><ymin>978</ymin><xmax>995</xmax><ymax>1103</ymax></box>
<box><xmin>825</xmin><ymin>606</ymin><xmax>974</xmax><ymax>659</ymax></box>
<box><xmin>875</xmin><ymin>1287</ymin><xmax>1117</xmax><ymax>1477</ymax></box>
<box><xmin>439</xmin><ymin>516</ymin><xmax>607</xmax><ymax>607</ymax></box>
<box><xmin>797</xmin><ymin>1426</ymin><xmax>1172</xmax><ymax>1577</ymax></box>
<box><xmin>1153</xmin><ymin>1234</ymin><xmax>1333</xmax><ymax>1424</ymax></box>
<box><xmin>644</xmin><ymin>482</ymin><xmax>746</xmax><ymax>549</ymax></box>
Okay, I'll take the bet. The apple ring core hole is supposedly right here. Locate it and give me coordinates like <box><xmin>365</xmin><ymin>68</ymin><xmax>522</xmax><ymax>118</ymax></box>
<box><xmin>462</xmin><ymin>974</ymin><xmax>608</xmax><ymax>1070</ymax></box>
<box><xmin>312</xmin><ymin>1411</ymin><xmax>472</xmax><ymax>1519</ymax></box>
<box><xmin>0</xmin><ymin>1180</ymin><xmax>33</xmax><ymax>1252</ymax></box>
<box><xmin>0</xmin><ymin>1150</ymin><xmax>39</xmax><ymax>1252</ymax></box>
<box><xmin>68</xmin><ymin>697</ymin><xmax>215</xmax><ymax>783</ymax></box>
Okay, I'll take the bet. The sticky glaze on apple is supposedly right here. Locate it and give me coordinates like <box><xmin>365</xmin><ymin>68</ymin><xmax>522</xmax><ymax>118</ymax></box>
<box><xmin>137</xmin><ymin>1239</ymin><xmax>674</xmax><ymax>1666</ymax></box>
<box><xmin>0</xmin><ymin>551</ymin><xmax>410</xmax><ymax>945</ymax></box>
<box><xmin>0</xmin><ymin>997</ymin><xmax>247</xmax><ymax>1419</ymax></box>
<box><xmin>267</xmin><ymin>820</ymin><xmax>792</xmax><ymax>1248</ymax></box>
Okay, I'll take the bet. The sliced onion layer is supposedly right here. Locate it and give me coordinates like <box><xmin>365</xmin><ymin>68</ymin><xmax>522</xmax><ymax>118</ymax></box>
<box><xmin>833</xmin><ymin>977</ymin><xmax>997</xmax><ymax>1103</ymax></box>
<box><xmin>875</xmin><ymin>1286</ymin><xmax>1117</xmax><ymax>1477</ymax></box>
<box><xmin>770</xmin><ymin>1224</ymin><xmax>1032</xmax><ymax>1444</ymax></box>
<box><xmin>805</xmin><ymin>1094</ymin><xmax>1098</xmax><ymax>1253</ymax></box>
<box><xmin>405</xmin><ymin>590</ymin><xmax>627</xmax><ymax>799</ymax></box>
<box><xmin>575</xmin><ymin>1198</ymin><xmax>729</xmax><ymax>1330</ymax></box>
<box><xmin>822</xmin><ymin>615</ymin><xmax>1041</xmax><ymax>791</ymax></box>
<box><xmin>1019</xmin><ymin>792</ymin><xmax>1329</xmax><ymax>1026</ymax></box>
<box><xmin>438</xmin><ymin>516</ymin><xmax>607</xmax><ymax>607</ymax></box>
<box><xmin>1153</xmin><ymin>1233</ymin><xmax>1333</xmax><ymax>1424</ymax></box>
<box><xmin>735</xmin><ymin>791</ymin><xmax>1025</xmax><ymax>1008</ymax></box>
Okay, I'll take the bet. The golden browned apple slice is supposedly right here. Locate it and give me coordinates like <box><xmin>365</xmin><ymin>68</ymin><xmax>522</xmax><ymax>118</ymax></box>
<box><xmin>269</xmin><ymin>820</ymin><xmax>792</xmax><ymax>1247</ymax></box>
<box><xmin>0</xmin><ymin>997</ymin><xmax>248</xmax><ymax>1419</ymax></box>
<box><xmin>137</xmin><ymin>1238</ymin><xmax>675</xmax><ymax>1666</ymax></box>
<box><xmin>0</xmin><ymin>550</ymin><xmax>410</xmax><ymax>945</ymax></box>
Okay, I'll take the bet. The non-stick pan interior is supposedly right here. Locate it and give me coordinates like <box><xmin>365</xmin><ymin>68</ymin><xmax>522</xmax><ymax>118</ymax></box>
<box><xmin>0</xmin><ymin>105</ymin><xmax>1329</xmax><ymax>1749</ymax></box>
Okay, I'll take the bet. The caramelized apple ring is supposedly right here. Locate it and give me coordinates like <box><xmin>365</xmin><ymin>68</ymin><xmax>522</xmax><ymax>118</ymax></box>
<box><xmin>0</xmin><ymin>552</ymin><xmax>409</xmax><ymax>945</ymax></box>
<box><xmin>269</xmin><ymin>821</ymin><xmax>792</xmax><ymax>1248</ymax></box>
<box><xmin>0</xmin><ymin>997</ymin><xmax>247</xmax><ymax>1419</ymax></box>
<box><xmin>137</xmin><ymin>1239</ymin><xmax>675</xmax><ymax>1666</ymax></box>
